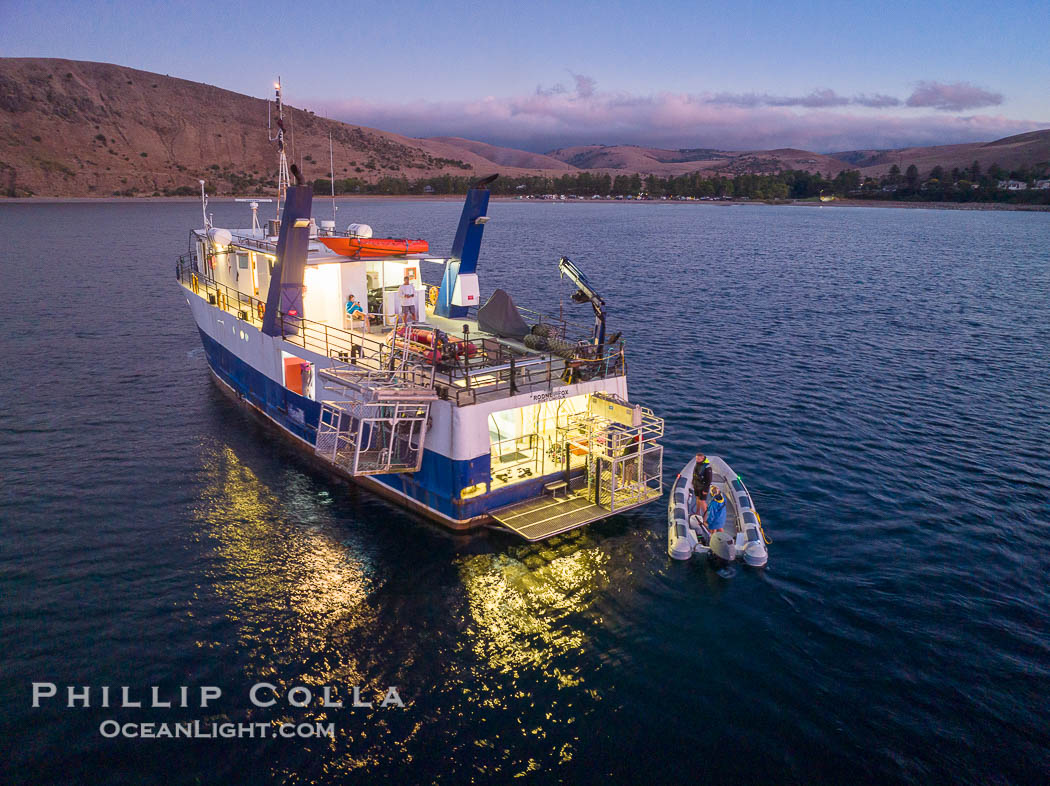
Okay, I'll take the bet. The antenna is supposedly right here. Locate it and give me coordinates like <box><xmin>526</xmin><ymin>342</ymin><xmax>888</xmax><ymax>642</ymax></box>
<box><xmin>267</xmin><ymin>77</ymin><xmax>291</xmax><ymax>219</ymax></box>
<box><xmin>199</xmin><ymin>179</ymin><xmax>210</xmax><ymax>229</ymax></box>
<box><xmin>236</xmin><ymin>197</ymin><xmax>273</xmax><ymax>233</ymax></box>
<box><xmin>329</xmin><ymin>131</ymin><xmax>337</xmax><ymax>222</ymax></box>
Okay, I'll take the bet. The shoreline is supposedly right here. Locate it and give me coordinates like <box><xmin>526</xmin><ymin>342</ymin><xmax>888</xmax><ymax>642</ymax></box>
<box><xmin>786</xmin><ymin>198</ymin><xmax>1050</xmax><ymax>212</ymax></box>
<box><xmin>1</xmin><ymin>194</ymin><xmax>1047</xmax><ymax>212</ymax></box>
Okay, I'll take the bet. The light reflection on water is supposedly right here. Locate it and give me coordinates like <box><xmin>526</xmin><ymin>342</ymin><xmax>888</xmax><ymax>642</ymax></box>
<box><xmin>196</xmin><ymin>445</ymin><xmax>376</xmax><ymax>668</ymax></box>
<box><xmin>458</xmin><ymin>547</ymin><xmax>608</xmax><ymax>684</ymax></box>
<box><xmin>189</xmin><ymin>436</ymin><xmax>621</xmax><ymax>780</ymax></box>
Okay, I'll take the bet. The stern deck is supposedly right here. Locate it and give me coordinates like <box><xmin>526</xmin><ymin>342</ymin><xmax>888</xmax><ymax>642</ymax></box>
<box><xmin>491</xmin><ymin>495</ymin><xmax>612</xmax><ymax>541</ymax></box>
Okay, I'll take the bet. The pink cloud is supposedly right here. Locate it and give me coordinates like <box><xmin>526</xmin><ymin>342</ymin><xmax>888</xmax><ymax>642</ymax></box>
<box><xmin>308</xmin><ymin>84</ymin><xmax>1042</xmax><ymax>153</ymax></box>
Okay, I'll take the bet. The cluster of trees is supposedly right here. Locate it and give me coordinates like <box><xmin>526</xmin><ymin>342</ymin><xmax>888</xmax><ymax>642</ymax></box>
<box><xmin>311</xmin><ymin>171</ymin><xmax>800</xmax><ymax>199</ymax></box>
<box><xmin>851</xmin><ymin>160</ymin><xmax>1050</xmax><ymax>203</ymax></box>
<box><xmin>307</xmin><ymin>159</ymin><xmax>1050</xmax><ymax>204</ymax></box>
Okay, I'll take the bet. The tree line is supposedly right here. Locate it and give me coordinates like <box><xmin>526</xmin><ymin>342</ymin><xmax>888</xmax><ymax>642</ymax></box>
<box><xmin>310</xmin><ymin>159</ymin><xmax>1050</xmax><ymax>204</ymax></box>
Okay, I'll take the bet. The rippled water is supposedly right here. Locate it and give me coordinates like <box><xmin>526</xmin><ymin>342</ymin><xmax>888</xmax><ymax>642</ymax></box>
<box><xmin>1</xmin><ymin>200</ymin><xmax>1048</xmax><ymax>783</ymax></box>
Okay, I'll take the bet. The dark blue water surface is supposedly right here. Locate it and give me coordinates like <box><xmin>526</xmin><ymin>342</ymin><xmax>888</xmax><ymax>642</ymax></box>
<box><xmin>1</xmin><ymin>199</ymin><xmax>1048</xmax><ymax>784</ymax></box>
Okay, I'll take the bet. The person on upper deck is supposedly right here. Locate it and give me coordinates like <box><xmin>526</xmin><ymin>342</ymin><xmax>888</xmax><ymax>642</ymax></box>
<box><xmin>706</xmin><ymin>484</ymin><xmax>727</xmax><ymax>532</ymax></box>
<box><xmin>398</xmin><ymin>274</ymin><xmax>418</xmax><ymax>322</ymax></box>
<box><xmin>345</xmin><ymin>293</ymin><xmax>365</xmax><ymax>328</ymax></box>
<box><xmin>692</xmin><ymin>452</ymin><xmax>712</xmax><ymax>515</ymax></box>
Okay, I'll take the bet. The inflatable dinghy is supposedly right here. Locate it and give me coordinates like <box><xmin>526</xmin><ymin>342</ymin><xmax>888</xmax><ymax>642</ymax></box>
<box><xmin>667</xmin><ymin>455</ymin><xmax>768</xmax><ymax>567</ymax></box>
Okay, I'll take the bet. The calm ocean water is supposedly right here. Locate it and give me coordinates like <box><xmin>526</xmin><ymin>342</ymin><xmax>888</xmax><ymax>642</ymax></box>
<box><xmin>1</xmin><ymin>199</ymin><xmax>1048</xmax><ymax>784</ymax></box>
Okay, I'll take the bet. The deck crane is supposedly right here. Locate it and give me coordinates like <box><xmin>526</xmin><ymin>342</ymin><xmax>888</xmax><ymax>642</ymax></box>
<box><xmin>558</xmin><ymin>256</ymin><xmax>610</xmax><ymax>355</ymax></box>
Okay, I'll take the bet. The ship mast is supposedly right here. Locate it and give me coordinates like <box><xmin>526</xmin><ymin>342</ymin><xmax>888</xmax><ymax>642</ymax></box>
<box><xmin>329</xmin><ymin>131</ymin><xmax>337</xmax><ymax>223</ymax></box>
<box><xmin>268</xmin><ymin>77</ymin><xmax>291</xmax><ymax>220</ymax></box>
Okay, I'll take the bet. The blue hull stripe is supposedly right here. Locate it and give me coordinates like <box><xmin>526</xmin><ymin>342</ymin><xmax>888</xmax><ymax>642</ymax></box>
<box><xmin>197</xmin><ymin>329</ymin><xmax>559</xmax><ymax>523</ymax></box>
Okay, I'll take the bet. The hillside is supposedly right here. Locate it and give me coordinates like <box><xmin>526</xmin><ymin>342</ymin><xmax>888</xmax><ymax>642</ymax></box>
<box><xmin>0</xmin><ymin>58</ymin><xmax>567</xmax><ymax>197</ymax></box>
<box><xmin>852</xmin><ymin>130</ymin><xmax>1050</xmax><ymax>177</ymax></box>
<box><xmin>2</xmin><ymin>58</ymin><xmax>1049</xmax><ymax>197</ymax></box>
<box><xmin>545</xmin><ymin>145</ymin><xmax>729</xmax><ymax>175</ymax></box>
<box><xmin>544</xmin><ymin>144</ymin><xmax>853</xmax><ymax>177</ymax></box>
<box><xmin>426</xmin><ymin>137</ymin><xmax>574</xmax><ymax>171</ymax></box>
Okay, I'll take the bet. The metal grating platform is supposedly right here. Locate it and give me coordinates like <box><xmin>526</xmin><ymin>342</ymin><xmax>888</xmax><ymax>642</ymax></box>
<box><xmin>490</xmin><ymin>494</ymin><xmax>611</xmax><ymax>542</ymax></box>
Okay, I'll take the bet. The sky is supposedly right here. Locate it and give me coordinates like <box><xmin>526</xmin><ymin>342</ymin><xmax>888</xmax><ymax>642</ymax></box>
<box><xmin>2</xmin><ymin>0</ymin><xmax>1048</xmax><ymax>153</ymax></box>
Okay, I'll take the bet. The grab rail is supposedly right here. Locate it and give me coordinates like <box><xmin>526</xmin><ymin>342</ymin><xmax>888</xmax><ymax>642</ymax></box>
<box><xmin>176</xmin><ymin>256</ymin><xmax>628</xmax><ymax>405</ymax></box>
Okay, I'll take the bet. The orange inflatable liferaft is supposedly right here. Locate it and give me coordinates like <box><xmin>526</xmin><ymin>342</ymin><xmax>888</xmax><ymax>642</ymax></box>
<box><xmin>319</xmin><ymin>237</ymin><xmax>429</xmax><ymax>257</ymax></box>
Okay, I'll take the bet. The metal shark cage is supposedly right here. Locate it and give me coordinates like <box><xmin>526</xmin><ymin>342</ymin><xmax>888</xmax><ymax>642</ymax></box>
<box><xmin>315</xmin><ymin>365</ymin><xmax>438</xmax><ymax>475</ymax></box>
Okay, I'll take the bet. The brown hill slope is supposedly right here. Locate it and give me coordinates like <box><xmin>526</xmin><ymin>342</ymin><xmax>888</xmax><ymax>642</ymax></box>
<box><xmin>0</xmin><ymin>58</ymin><xmax>568</xmax><ymax>197</ymax></box>
<box><xmin>545</xmin><ymin>145</ymin><xmax>728</xmax><ymax>174</ymax></box>
<box><xmin>545</xmin><ymin>144</ymin><xmax>850</xmax><ymax>176</ymax></box>
<box><xmin>854</xmin><ymin>130</ymin><xmax>1050</xmax><ymax>178</ymax></box>
<box><xmin>4</xmin><ymin>58</ymin><xmax>1048</xmax><ymax>196</ymax></box>
<box><xmin>427</xmin><ymin>137</ymin><xmax>574</xmax><ymax>170</ymax></box>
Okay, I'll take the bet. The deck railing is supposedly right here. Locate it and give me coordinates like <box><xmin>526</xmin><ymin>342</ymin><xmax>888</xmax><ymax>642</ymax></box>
<box><xmin>176</xmin><ymin>254</ymin><xmax>400</xmax><ymax>370</ymax></box>
<box><xmin>176</xmin><ymin>256</ymin><xmax>628</xmax><ymax>405</ymax></box>
<box><xmin>229</xmin><ymin>236</ymin><xmax>279</xmax><ymax>255</ymax></box>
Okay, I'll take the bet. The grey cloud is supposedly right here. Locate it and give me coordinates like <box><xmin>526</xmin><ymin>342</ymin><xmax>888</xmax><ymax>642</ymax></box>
<box><xmin>771</xmin><ymin>89</ymin><xmax>851</xmax><ymax>108</ymax></box>
<box><xmin>536</xmin><ymin>73</ymin><xmax>598</xmax><ymax>98</ymax></box>
<box><xmin>571</xmin><ymin>72</ymin><xmax>597</xmax><ymax>98</ymax></box>
<box><xmin>854</xmin><ymin>93</ymin><xmax>901</xmax><ymax>108</ymax></box>
<box><xmin>906</xmin><ymin>81</ymin><xmax>1003</xmax><ymax>111</ymax></box>
<box><xmin>712</xmin><ymin>89</ymin><xmax>851</xmax><ymax>108</ymax></box>
<box><xmin>713</xmin><ymin>90</ymin><xmax>906</xmax><ymax>109</ymax></box>
<box><xmin>536</xmin><ymin>82</ymin><xmax>567</xmax><ymax>97</ymax></box>
<box><xmin>709</xmin><ymin>92</ymin><xmax>763</xmax><ymax>107</ymax></box>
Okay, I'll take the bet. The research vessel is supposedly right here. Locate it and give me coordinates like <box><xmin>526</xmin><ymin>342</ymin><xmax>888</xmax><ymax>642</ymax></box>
<box><xmin>175</xmin><ymin>85</ymin><xmax>664</xmax><ymax>541</ymax></box>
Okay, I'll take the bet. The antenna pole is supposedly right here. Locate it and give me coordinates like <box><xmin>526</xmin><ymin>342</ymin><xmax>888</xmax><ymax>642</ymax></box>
<box><xmin>268</xmin><ymin>77</ymin><xmax>291</xmax><ymax>220</ymax></box>
<box><xmin>199</xmin><ymin>179</ymin><xmax>210</xmax><ymax>228</ymax></box>
<box><xmin>329</xmin><ymin>131</ymin><xmax>337</xmax><ymax>222</ymax></box>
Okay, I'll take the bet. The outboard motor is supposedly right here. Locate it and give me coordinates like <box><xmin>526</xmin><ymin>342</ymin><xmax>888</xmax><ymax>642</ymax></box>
<box><xmin>708</xmin><ymin>530</ymin><xmax>736</xmax><ymax>570</ymax></box>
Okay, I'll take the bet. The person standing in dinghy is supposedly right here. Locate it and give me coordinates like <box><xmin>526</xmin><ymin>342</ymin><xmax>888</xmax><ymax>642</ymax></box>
<box><xmin>691</xmin><ymin>452</ymin><xmax>712</xmax><ymax>516</ymax></box>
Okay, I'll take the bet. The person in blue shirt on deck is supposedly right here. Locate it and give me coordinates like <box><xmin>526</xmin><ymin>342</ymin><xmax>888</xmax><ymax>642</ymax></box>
<box><xmin>706</xmin><ymin>484</ymin><xmax>727</xmax><ymax>532</ymax></box>
<box><xmin>345</xmin><ymin>292</ymin><xmax>365</xmax><ymax>328</ymax></box>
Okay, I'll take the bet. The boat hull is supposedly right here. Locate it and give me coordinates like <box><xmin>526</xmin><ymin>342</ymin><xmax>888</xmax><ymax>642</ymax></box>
<box><xmin>194</xmin><ymin>324</ymin><xmax>491</xmax><ymax>530</ymax></box>
<box><xmin>186</xmin><ymin>292</ymin><xmax>631</xmax><ymax>532</ymax></box>
<box><xmin>205</xmin><ymin>361</ymin><xmax>488</xmax><ymax>532</ymax></box>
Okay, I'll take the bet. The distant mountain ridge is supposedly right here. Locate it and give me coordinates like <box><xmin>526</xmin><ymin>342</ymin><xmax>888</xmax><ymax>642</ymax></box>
<box><xmin>2</xmin><ymin>58</ymin><xmax>1049</xmax><ymax>196</ymax></box>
